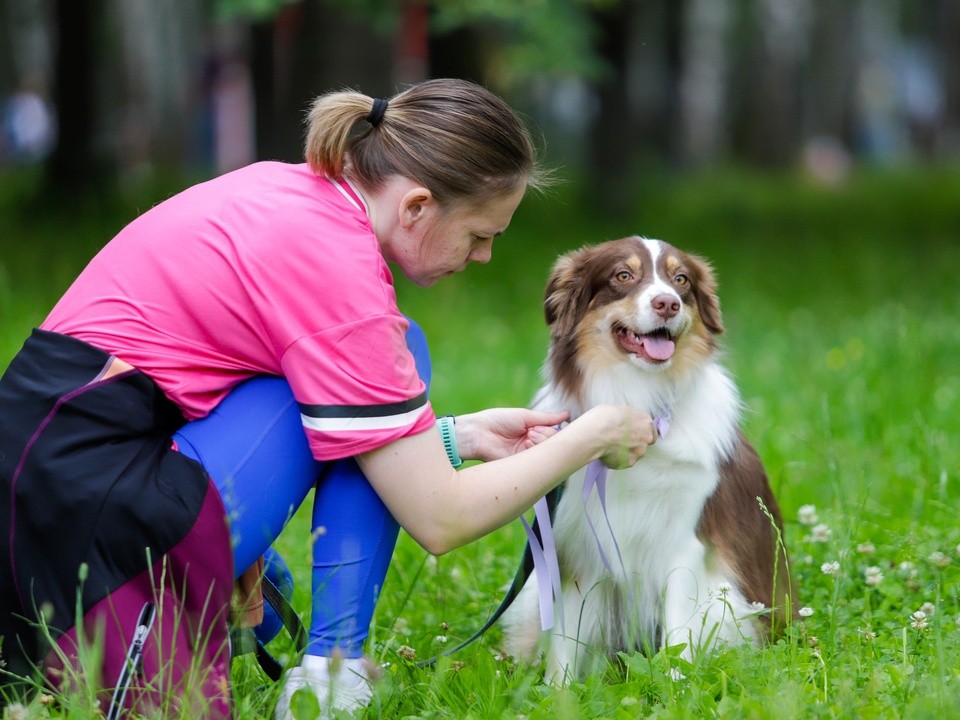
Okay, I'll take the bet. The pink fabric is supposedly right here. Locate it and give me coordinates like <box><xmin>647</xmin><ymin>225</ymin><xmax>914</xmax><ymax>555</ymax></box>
<box><xmin>43</xmin><ymin>162</ymin><xmax>434</xmax><ymax>460</ymax></box>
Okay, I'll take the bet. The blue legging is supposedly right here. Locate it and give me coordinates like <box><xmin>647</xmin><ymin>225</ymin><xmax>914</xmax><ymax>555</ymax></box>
<box><xmin>172</xmin><ymin>321</ymin><xmax>431</xmax><ymax>658</ymax></box>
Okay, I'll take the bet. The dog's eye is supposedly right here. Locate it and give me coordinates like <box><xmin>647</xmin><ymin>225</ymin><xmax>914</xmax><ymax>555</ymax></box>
<box><xmin>615</xmin><ymin>271</ymin><xmax>633</xmax><ymax>282</ymax></box>
<box><xmin>674</xmin><ymin>274</ymin><xmax>689</xmax><ymax>286</ymax></box>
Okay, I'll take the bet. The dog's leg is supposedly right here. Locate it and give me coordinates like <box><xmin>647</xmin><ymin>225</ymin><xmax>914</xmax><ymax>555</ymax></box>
<box><xmin>500</xmin><ymin>574</ymin><xmax>545</xmax><ymax>662</ymax></box>
<box><xmin>663</xmin><ymin>543</ymin><xmax>761</xmax><ymax>658</ymax></box>
<box><xmin>661</xmin><ymin>540</ymin><xmax>713</xmax><ymax>660</ymax></box>
<box><xmin>699</xmin><ymin>562</ymin><xmax>762</xmax><ymax>647</ymax></box>
<box><xmin>544</xmin><ymin>577</ymin><xmax>613</xmax><ymax>684</ymax></box>
<box><xmin>502</xmin><ymin>573</ymin><xmax>595</xmax><ymax>684</ymax></box>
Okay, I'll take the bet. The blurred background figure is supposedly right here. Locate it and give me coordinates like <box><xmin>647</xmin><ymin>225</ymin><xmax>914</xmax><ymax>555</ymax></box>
<box><xmin>0</xmin><ymin>76</ymin><xmax>56</xmax><ymax>164</ymax></box>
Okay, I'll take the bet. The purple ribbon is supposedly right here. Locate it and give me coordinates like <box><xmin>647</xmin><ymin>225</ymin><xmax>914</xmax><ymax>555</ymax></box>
<box><xmin>521</xmin><ymin>413</ymin><xmax>670</xmax><ymax>632</ymax></box>
<box><xmin>520</xmin><ymin>497</ymin><xmax>564</xmax><ymax>632</ymax></box>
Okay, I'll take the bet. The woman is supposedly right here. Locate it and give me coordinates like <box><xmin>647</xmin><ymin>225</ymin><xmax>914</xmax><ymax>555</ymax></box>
<box><xmin>0</xmin><ymin>79</ymin><xmax>655</xmax><ymax>718</ymax></box>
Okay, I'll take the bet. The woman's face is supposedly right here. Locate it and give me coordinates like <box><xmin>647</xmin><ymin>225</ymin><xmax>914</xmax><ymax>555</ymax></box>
<box><xmin>398</xmin><ymin>186</ymin><xmax>526</xmax><ymax>287</ymax></box>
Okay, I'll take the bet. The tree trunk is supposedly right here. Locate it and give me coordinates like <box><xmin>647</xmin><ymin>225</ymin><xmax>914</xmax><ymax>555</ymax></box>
<box><xmin>738</xmin><ymin>0</ymin><xmax>812</xmax><ymax>167</ymax></box>
<box><xmin>936</xmin><ymin>0</ymin><xmax>960</xmax><ymax>155</ymax></box>
<box><xmin>250</xmin><ymin>0</ymin><xmax>395</xmax><ymax>164</ymax></box>
<box><xmin>45</xmin><ymin>0</ymin><xmax>106</xmax><ymax>195</ymax></box>
<box><xmin>586</xmin><ymin>0</ymin><xmax>642</xmax><ymax>212</ymax></box>
<box><xmin>678</xmin><ymin>0</ymin><xmax>732</xmax><ymax>166</ymax></box>
<box><xmin>804</xmin><ymin>0</ymin><xmax>860</xmax><ymax>148</ymax></box>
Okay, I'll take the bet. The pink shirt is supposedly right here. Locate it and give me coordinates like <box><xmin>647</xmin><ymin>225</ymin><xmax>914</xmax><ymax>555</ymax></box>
<box><xmin>43</xmin><ymin>162</ymin><xmax>434</xmax><ymax>460</ymax></box>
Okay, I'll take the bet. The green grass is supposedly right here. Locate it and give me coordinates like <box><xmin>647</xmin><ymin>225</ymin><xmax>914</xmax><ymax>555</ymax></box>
<box><xmin>2</xmin><ymin>164</ymin><xmax>960</xmax><ymax>718</ymax></box>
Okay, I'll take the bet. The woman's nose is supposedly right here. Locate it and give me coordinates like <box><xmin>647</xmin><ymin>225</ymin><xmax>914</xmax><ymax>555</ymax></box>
<box><xmin>469</xmin><ymin>241</ymin><xmax>493</xmax><ymax>264</ymax></box>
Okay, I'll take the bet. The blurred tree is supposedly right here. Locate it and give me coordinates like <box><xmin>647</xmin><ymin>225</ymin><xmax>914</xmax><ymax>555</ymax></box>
<box><xmin>733</xmin><ymin>0</ymin><xmax>811</xmax><ymax>167</ymax></box>
<box><xmin>12</xmin><ymin>0</ymin><xmax>957</xmax><ymax>201</ymax></box>
<box><xmin>942</xmin><ymin>1</ymin><xmax>960</xmax><ymax>153</ymax></box>
<box><xmin>46</xmin><ymin>0</ymin><xmax>105</xmax><ymax>196</ymax></box>
<box><xmin>222</xmin><ymin>0</ymin><xmax>615</xmax><ymax>163</ymax></box>
<box><xmin>246</xmin><ymin>2</ymin><xmax>395</xmax><ymax>163</ymax></box>
<box><xmin>679</xmin><ymin>0</ymin><xmax>733</xmax><ymax>166</ymax></box>
<box><xmin>803</xmin><ymin>0</ymin><xmax>859</xmax><ymax>150</ymax></box>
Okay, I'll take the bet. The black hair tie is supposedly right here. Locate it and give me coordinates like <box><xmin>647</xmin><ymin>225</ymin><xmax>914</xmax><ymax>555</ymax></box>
<box><xmin>367</xmin><ymin>98</ymin><xmax>389</xmax><ymax>128</ymax></box>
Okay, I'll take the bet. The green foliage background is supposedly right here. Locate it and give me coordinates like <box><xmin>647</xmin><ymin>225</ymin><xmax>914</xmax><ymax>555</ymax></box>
<box><xmin>1</xmin><ymin>165</ymin><xmax>959</xmax><ymax>717</ymax></box>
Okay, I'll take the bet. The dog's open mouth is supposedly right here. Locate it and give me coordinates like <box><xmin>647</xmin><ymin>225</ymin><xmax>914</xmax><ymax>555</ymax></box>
<box><xmin>614</xmin><ymin>324</ymin><xmax>676</xmax><ymax>362</ymax></box>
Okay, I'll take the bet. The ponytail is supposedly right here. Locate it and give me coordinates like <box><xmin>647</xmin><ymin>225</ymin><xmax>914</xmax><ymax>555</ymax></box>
<box><xmin>304</xmin><ymin>79</ymin><xmax>549</xmax><ymax>205</ymax></box>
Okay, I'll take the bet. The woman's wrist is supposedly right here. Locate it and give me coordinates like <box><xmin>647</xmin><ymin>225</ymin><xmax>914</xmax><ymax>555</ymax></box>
<box><xmin>446</xmin><ymin>412</ymin><xmax>480</xmax><ymax>462</ymax></box>
<box><xmin>435</xmin><ymin>415</ymin><xmax>463</xmax><ymax>468</ymax></box>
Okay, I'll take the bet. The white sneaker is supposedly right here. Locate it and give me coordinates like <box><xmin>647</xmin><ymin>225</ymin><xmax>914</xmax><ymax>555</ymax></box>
<box><xmin>274</xmin><ymin>655</ymin><xmax>376</xmax><ymax>720</ymax></box>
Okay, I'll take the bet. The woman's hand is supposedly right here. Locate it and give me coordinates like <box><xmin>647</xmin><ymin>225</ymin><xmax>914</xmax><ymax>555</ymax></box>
<box><xmin>454</xmin><ymin>408</ymin><xmax>570</xmax><ymax>462</ymax></box>
<box><xmin>576</xmin><ymin>404</ymin><xmax>658</xmax><ymax>469</ymax></box>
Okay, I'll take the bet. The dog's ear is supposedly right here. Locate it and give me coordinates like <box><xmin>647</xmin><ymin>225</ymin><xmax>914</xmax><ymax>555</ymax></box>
<box><xmin>544</xmin><ymin>248</ymin><xmax>593</xmax><ymax>338</ymax></box>
<box><xmin>687</xmin><ymin>253</ymin><xmax>724</xmax><ymax>335</ymax></box>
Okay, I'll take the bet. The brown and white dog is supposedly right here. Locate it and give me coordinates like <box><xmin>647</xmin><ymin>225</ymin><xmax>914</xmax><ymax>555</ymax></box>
<box><xmin>501</xmin><ymin>237</ymin><xmax>795</xmax><ymax>682</ymax></box>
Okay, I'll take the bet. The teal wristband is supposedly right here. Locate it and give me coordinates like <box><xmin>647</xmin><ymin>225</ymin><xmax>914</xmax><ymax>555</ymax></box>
<box><xmin>436</xmin><ymin>415</ymin><xmax>462</xmax><ymax>468</ymax></box>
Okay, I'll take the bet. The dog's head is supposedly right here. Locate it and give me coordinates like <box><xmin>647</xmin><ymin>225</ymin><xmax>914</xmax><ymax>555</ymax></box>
<box><xmin>544</xmin><ymin>236</ymin><xmax>723</xmax><ymax>399</ymax></box>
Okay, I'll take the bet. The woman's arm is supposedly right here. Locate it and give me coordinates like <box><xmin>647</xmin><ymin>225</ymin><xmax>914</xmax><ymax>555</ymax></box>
<box><xmin>357</xmin><ymin>404</ymin><xmax>656</xmax><ymax>555</ymax></box>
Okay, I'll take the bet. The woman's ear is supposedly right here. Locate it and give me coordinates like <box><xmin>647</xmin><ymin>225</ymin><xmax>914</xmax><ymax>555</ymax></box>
<box><xmin>398</xmin><ymin>187</ymin><xmax>435</xmax><ymax>229</ymax></box>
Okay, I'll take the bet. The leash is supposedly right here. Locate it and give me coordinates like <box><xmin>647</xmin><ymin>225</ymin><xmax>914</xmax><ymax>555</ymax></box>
<box><xmin>231</xmin><ymin>574</ymin><xmax>307</xmax><ymax>682</ymax></box>
<box><xmin>416</xmin><ymin>486</ymin><xmax>561</xmax><ymax>667</ymax></box>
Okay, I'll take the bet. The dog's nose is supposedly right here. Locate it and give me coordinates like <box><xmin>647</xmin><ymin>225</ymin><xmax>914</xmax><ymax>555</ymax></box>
<box><xmin>651</xmin><ymin>294</ymin><xmax>680</xmax><ymax>319</ymax></box>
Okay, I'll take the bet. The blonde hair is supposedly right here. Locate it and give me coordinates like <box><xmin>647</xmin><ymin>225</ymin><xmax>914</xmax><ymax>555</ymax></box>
<box><xmin>305</xmin><ymin>78</ymin><xmax>547</xmax><ymax>206</ymax></box>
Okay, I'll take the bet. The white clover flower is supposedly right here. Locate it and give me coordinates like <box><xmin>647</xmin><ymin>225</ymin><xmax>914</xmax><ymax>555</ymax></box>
<box><xmin>856</xmin><ymin>542</ymin><xmax>876</xmax><ymax>554</ymax></box>
<box><xmin>717</xmin><ymin>581</ymin><xmax>732</xmax><ymax>596</ymax></box>
<box><xmin>799</xmin><ymin>607</ymin><xmax>815</xmax><ymax>618</ymax></box>
<box><xmin>749</xmin><ymin>601</ymin><xmax>767</xmax><ymax>613</ymax></box>
<box><xmin>898</xmin><ymin>561</ymin><xmax>916</xmax><ymax>575</ymax></box>
<box><xmin>921</xmin><ymin>602</ymin><xmax>936</xmax><ymax>616</ymax></box>
<box><xmin>797</xmin><ymin>504</ymin><xmax>819</xmax><ymax>525</ymax></box>
<box><xmin>3</xmin><ymin>703</ymin><xmax>29</xmax><ymax>720</ymax></box>
<box><xmin>809</xmin><ymin>524</ymin><xmax>832</xmax><ymax>543</ymax></box>
<box><xmin>910</xmin><ymin>610</ymin><xmax>928</xmax><ymax>630</ymax></box>
<box><xmin>864</xmin><ymin>566</ymin><xmax>884</xmax><ymax>586</ymax></box>
<box><xmin>861</xmin><ymin>628</ymin><xmax>876</xmax><ymax>642</ymax></box>
<box><xmin>435</xmin><ymin>635</ymin><xmax>448</xmax><ymax>644</ymax></box>
<box><xmin>821</xmin><ymin>561</ymin><xmax>841</xmax><ymax>576</ymax></box>
<box><xmin>928</xmin><ymin>550</ymin><xmax>950</xmax><ymax>568</ymax></box>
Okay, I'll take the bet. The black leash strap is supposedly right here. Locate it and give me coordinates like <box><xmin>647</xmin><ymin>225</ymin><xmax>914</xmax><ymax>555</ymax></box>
<box><xmin>231</xmin><ymin>574</ymin><xmax>307</xmax><ymax>682</ymax></box>
<box><xmin>417</xmin><ymin>486</ymin><xmax>561</xmax><ymax>667</ymax></box>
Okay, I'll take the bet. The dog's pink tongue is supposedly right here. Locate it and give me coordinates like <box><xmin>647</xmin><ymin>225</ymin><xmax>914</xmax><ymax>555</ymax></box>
<box><xmin>642</xmin><ymin>335</ymin><xmax>676</xmax><ymax>361</ymax></box>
